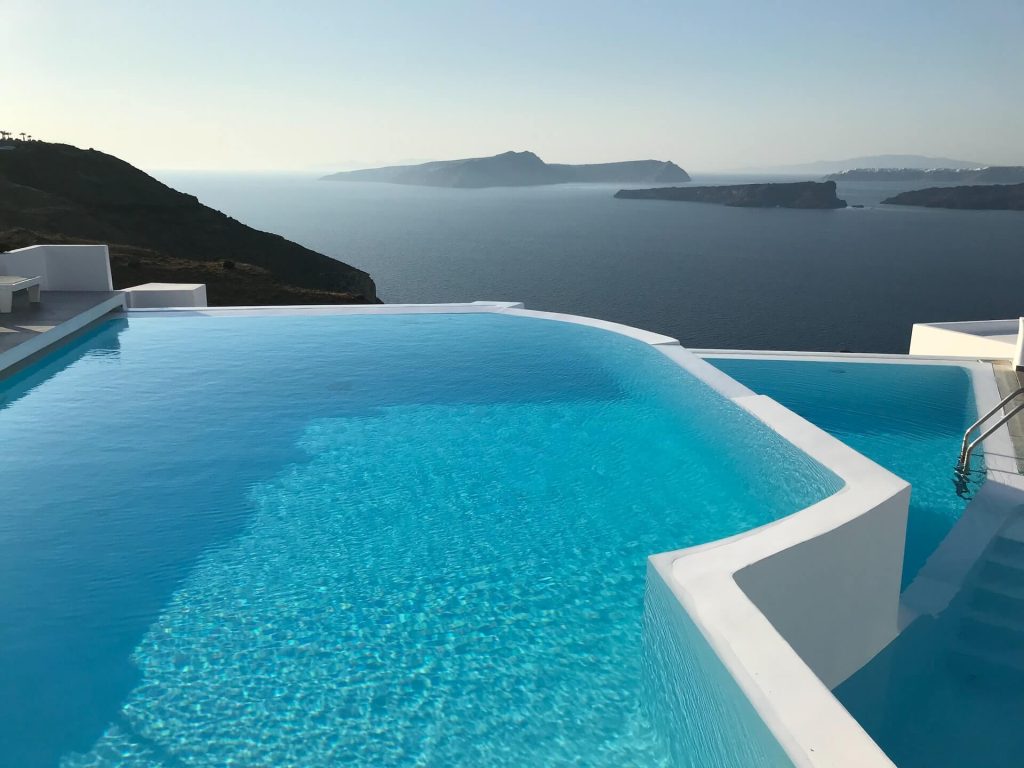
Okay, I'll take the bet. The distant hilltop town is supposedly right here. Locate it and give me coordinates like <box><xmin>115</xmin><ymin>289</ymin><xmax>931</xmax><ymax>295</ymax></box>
<box><xmin>825</xmin><ymin>166</ymin><xmax>1024</xmax><ymax>184</ymax></box>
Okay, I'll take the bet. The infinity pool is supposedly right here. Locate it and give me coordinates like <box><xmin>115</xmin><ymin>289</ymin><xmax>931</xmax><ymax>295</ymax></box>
<box><xmin>707</xmin><ymin>358</ymin><xmax>980</xmax><ymax>587</ymax></box>
<box><xmin>0</xmin><ymin>312</ymin><xmax>839</xmax><ymax>767</ymax></box>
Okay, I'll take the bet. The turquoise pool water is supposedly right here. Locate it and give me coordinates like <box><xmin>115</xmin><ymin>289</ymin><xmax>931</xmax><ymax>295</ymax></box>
<box><xmin>707</xmin><ymin>358</ymin><xmax>981</xmax><ymax>587</ymax></box>
<box><xmin>0</xmin><ymin>312</ymin><xmax>839</xmax><ymax>767</ymax></box>
<box><xmin>836</xmin><ymin>579</ymin><xmax>1024</xmax><ymax>768</ymax></box>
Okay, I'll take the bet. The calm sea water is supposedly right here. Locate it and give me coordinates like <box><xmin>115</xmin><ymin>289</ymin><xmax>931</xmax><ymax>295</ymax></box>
<box><xmin>157</xmin><ymin>171</ymin><xmax>1024</xmax><ymax>353</ymax></box>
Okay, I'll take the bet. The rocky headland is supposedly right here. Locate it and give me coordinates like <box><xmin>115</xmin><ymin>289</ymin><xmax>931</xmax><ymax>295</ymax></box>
<box><xmin>322</xmin><ymin>151</ymin><xmax>690</xmax><ymax>188</ymax></box>
<box><xmin>881</xmin><ymin>183</ymin><xmax>1024</xmax><ymax>210</ymax></box>
<box><xmin>614</xmin><ymin>181</ymin><xmax>847</xmax><ymax>209</ymax></box>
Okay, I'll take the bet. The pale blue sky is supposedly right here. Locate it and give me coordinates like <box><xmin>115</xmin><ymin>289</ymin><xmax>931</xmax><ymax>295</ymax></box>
<box><xmin>4</xmin><ymin>0</ymin><xmax>1022</xmax><ymax>171</ymax></box>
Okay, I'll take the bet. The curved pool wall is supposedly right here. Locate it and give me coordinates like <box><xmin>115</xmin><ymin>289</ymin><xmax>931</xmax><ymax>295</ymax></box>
<box><xmin>704</xmin><ymin>356</ymin><xmax>983</xmax><ymax>588</ymax></box>
<box><xmin>109</xmin><ymin>303</ymin><xmax>916</xmax><ymax>767</ymax></box>
<box><xmin>698</xmin><ymin>351</ymin><xmax>1022</xmax><ymax>608</ymax></box>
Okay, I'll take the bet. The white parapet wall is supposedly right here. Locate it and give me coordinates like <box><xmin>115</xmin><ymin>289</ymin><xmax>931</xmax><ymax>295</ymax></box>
<box><xmin>123</xmin><ymin>283</ymin><xmax>208</xmax><ymax>309</ymax></box>
<box><xmin>647</xmin><ymin>376</ymin><xmax>910</xmax><ymax>768</ymax></box>
<box><xmin>909</xmin><ymin>319</ymin><xmax>1018</xmax><ymax>359</ymax></box>
<box><xmin>0</xmin><ymin>244</ymin><xmax>114</xmax><ymax>291</ymax></box>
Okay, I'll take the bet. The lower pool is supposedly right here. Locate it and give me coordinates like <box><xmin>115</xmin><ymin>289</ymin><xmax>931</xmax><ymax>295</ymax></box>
<box><xmin>706</xmin><ymin>357</ymin><xmax>981</xmax><ymax>587</ymax></box>
<box><xmin>0</xmin><ymin>312</ymin><xmax>839</xmax><ymax>767</ymax></box>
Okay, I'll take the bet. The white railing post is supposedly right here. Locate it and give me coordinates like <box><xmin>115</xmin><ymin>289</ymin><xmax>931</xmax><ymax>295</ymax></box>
<box><xmin>1014</xmin><ymin>317</ymin><xmax>1024</xmax><ymax>371</ymax></box>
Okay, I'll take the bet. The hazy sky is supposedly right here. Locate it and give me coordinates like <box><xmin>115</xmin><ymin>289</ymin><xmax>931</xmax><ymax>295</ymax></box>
<box><xmin>4</xmin><ymin>0</ymin><xmax>1023</xmax><ymax>172</ymax></box>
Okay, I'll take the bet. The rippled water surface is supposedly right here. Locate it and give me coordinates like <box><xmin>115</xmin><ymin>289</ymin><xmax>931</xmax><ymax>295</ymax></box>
<box><xmin>0</xmin><ymin>312</ymin><xmax>840</xmax><ymax>767</ymax></box>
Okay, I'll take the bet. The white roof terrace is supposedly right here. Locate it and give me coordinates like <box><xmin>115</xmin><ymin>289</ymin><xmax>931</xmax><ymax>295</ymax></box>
<box><xmin>910</xmin><ymin>318</ymin><xmax>1022</xmax><ymax>360</ymax></box>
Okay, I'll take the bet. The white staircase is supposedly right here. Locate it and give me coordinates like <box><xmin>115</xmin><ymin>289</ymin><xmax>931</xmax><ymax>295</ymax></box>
<box><xmin>948</xmin><ymin>516</ymin><xmax>1024</xmax><ymax>681</ymax></box>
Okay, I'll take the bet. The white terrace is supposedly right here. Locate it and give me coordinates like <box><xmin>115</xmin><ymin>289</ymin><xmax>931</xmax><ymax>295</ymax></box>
<box><xmin>0</xmin><ymin>244</ymin><xmax>205</xmax><ymax>370</ymax></box>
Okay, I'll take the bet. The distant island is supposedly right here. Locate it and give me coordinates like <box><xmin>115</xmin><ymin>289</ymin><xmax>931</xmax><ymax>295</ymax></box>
<box><xmin>882</xmin><ymin>183</ymin><xmax>1024</xmax><ymax>211</ymax></box>
<box><xmin>0</xmin><ymin>141</ymin><xmax>377</xmax><ymax>305</ymax></box>
<box><xmin>745</xmin><ymin>154</ymin><xmax>984</xmax><ymax>175</ymax></box>
<box><xmin>826</xmin><ymin>166</ymin><xmax>1024</xmax><ymax>183</ymax></box>
<box><xmin>615</xmin><ymin>181</ymin><xmax>847</xmax><ymax>209</ymax></box>
<box><xmin>321</xmin><ymin>150</ymin><xmax>690</xmax><ymax>188</ymax></box>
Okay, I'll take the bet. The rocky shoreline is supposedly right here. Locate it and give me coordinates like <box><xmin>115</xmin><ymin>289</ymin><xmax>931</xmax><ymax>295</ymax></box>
<box><xmin>615</xmin><ymin>180</ymin><xmax>847</xmax><ymax>209</ymax></box>
<box><xmin>882</xmin><ymin>183</ymin><xmax>1024</xmax><ymax>211</ymax></box>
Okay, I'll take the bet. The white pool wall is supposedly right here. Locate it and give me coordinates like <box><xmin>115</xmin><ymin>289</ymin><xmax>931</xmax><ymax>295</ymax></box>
<box><xmin>643</xmin><ymin>571</ymin><xmax>796</xmax><ymax>767</ymax></box>
<box><xmin>647</xmin><ymin>388</ymin><xmax>909</xmax><ymax>768</ymax></box>
<box><xmin>701</xmin><ymin>349</ymin><xmax>1024</xmax><ymax>636</ymax></box>
<box><xmin>0</xmin><ymin>244</ymin><xmax>114</xmax><ymax>291</ymax></box>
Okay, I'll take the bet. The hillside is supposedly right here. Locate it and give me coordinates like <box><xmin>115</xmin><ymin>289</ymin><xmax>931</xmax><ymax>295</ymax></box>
<box><xmin>321</xmin><ymin>151</ymin><xmax>690</xmax><ymax>188</ymax></box>
<box><xmin>0</xmin><ymin>141</ymin><xmax>377</xmax><ymax>304</ymax></box>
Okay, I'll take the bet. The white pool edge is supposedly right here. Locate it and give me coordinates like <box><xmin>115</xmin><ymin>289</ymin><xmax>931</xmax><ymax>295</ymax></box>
<box><xmin>0</xmin><ymin>293</ymin><xmax>126</xmax><ymax>374</ymax></box>
<box><xmin>100</xmin><ymin>304</ymin><xmax>999</xmax><ymax>767</ymax></box>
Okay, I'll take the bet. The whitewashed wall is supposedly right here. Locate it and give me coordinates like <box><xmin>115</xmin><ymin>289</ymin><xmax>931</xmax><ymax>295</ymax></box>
<box><xmin>734</xmin><ymin>484</ymin><xmax>910</xmax><ymax>688</ymax></box>
<box><xmin>124</xmin><ymin>283</ymin><xmax>208</xmax><ymax>308</ymax></box>
<box><xmin>909</xmin><ymin>320</ymin><xmax>1017</xmax><ymax>359</ymax></box>
<box><xmin>0</xmin><ymin>244</ymin><xmax>113</xmax><ymax>291</ymax></box>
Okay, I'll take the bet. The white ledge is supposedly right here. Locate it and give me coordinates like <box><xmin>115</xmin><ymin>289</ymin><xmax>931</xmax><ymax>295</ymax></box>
<box><xmin>124</xmin><ymin>301</ymin><xmax>524</xmax><ymax>317</ymax></box>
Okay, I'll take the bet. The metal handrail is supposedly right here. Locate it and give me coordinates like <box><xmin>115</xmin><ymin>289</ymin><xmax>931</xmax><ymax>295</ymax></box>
<box><xmin>957</xmin><ymin>386</ymin><xmax>1024</xmax><ymax>471</ymax></box>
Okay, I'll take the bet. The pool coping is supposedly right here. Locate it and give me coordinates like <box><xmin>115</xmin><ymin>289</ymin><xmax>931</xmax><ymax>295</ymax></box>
<box><xmin>29</xmin><ymin>303</ymin><xmax>996</xmax><ymax>768</ymax></box>
<box><xmin>0</xmin><ymin>293</ymin><xmax>126</xmax><ymax>376</ymax></box>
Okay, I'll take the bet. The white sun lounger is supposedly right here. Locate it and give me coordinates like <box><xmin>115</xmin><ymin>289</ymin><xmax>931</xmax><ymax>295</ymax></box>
<box><xmin>0</xmin><ymin>276</ymin><xmax>42</xmax><ymax>313</ymax></box>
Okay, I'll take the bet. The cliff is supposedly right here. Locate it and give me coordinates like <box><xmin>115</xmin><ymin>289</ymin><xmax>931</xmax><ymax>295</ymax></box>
<box><xmin>615</xmin><ymin>181</ymin><xmax>847</xmax><ymax>209</ymax></box>
<box><xmin>0</xmin><ymin>141</ymin><xmax>377</xmax><ymax>304</ymax></box>
<box><xmin>321</xmin><ymin>151</ymin><xmax>690</xmax><ymax>188</ymax></box>
<box><xmin>881</xmin><ymin>183</ymin><xmax>1024</xmax><ymax>210</ymax></box>
<box><xmin>546</xmin><ymin>160</ymin><xmax>689</xmax><ymax>184</ymax></box>
<box><xmin>826</xmin><ymin>166</ymin><xmax>1024</xmax><ymax>183</ymax></box>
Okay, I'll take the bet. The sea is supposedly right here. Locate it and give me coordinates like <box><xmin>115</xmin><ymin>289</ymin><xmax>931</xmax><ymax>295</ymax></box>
<box><xmin>155</xmin><ymin>172</ymin><xmax>1024</xmax><ymax>353</ymax></box>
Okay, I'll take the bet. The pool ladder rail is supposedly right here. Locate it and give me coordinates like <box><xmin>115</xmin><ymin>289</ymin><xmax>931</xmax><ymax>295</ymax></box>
<box><xmin>957</xmin><ymin>386</ymin><xmax>1024</xmax><ymax>473</ymax></box>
